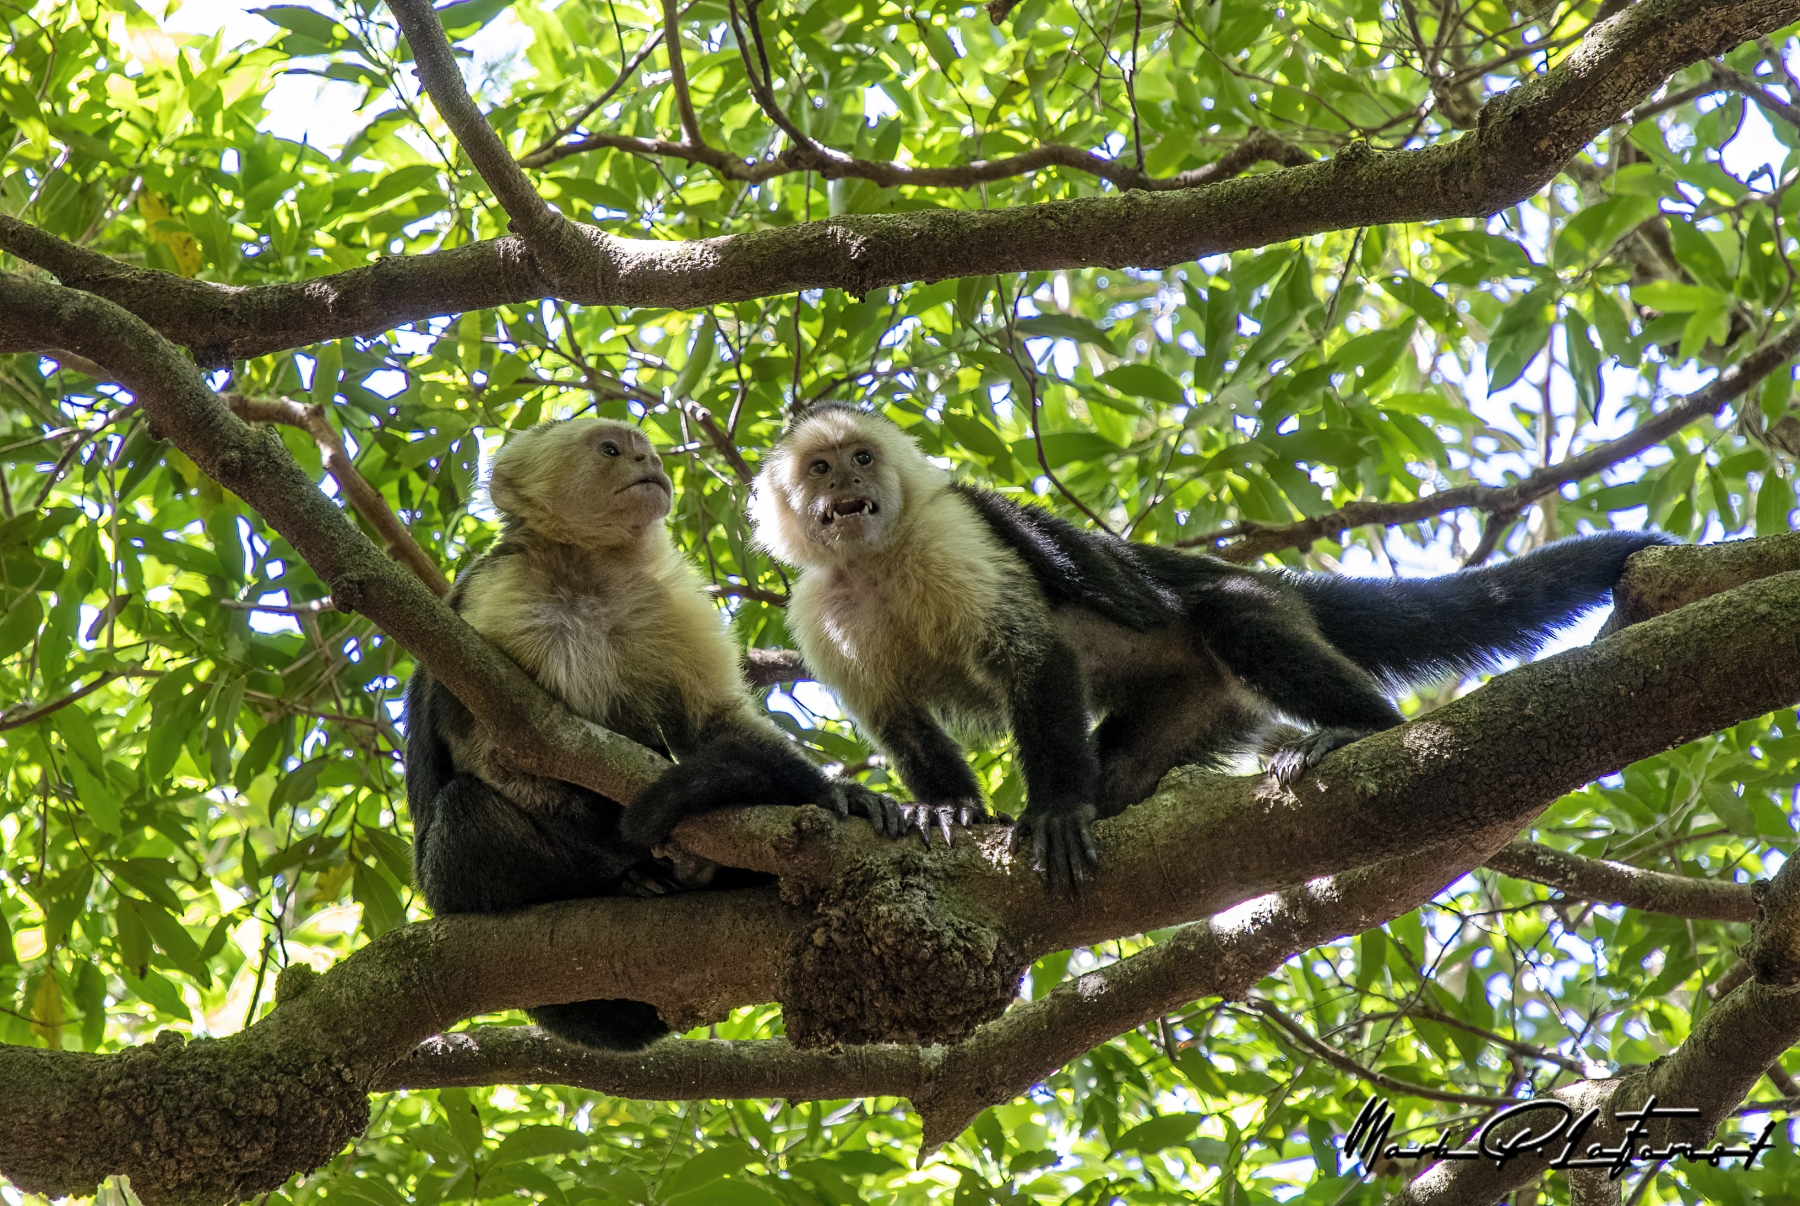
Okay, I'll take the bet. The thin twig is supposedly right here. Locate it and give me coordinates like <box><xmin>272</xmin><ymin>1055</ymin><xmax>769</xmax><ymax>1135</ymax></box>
<box><xmin>0</xmin><ymin>668</ymin><xmax>161</xmax><ymax>732</ymax></box>
<box><xmin>225</xmin><ymin>395</ymin><xmax>450</xmax><ymax>595</ymax></box>
<box><xmin>663</xmin><ymin>0</ymin><xmax>702</xmax><ymax>148</ymax></box>
<box><xmin>29</xmin><ymin>401</ymin><xmax>139</xmax><ymax>510</ymax></box>
<box><xmin>706</xmin><ymin>582</ymin><xmax>789</xmax><ymax>608</ymax></box>
<box><xmin>1183</xmin><ymin>321</ymin><xmax>1800</xmax><ymax>561</ymax></box>
<box><xmin>525</xmin><ymin>32</ymin><xmax>666</xmax><ymax>162</ymax></box>
<box><xmin>1248</xmin><ymin>999</ymin><xmax>1517</xmax><ymax>1105</ymax></box>
<box><xmin>681</xmin><ymin>402</ymin><xmax>754</xmax><ymax>485</ymax></box>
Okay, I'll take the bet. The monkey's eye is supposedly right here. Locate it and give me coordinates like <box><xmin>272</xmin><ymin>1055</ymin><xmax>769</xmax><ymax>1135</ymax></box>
<box><xmin>808</xmin><ymin>459</ymin><xmax>830</xmax><ymax>476</ymax></box>
<box><xmin>852</xmin><ymin>450</ymin><xmax>873</xmax><ymax>466</ymax></box>
<box><xmin>601</xmin><ymin>442</ymin><xmax>621</xmax><ymax>457</ymax></box>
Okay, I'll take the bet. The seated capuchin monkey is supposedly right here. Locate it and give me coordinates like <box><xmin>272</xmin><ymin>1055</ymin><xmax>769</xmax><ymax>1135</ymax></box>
<box><xmin>405</xmin><ymin>417</ymin><xmax>904</xmax><ymax>1051</ymax></box>
<box><xmin>750</xmin><ymin>404</ymin><xmax>1673</xmax><ymax>892</ymax></box>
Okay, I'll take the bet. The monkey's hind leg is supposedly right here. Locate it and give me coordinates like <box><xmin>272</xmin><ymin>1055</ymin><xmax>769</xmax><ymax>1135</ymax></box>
<box><xmin>1191</xmin><ymin>589</ymin><xmax>1403</xmax><ymax>787</ymax></box>
<box><xmin>1095</xmin><ymin>694</ymin><xmax>1263</xmax><ymax>816</ymax></box>
<box><xmin>413</xmin><ymin>775</ymin><xmax>674</xmax><ymax>1051</ymax></box>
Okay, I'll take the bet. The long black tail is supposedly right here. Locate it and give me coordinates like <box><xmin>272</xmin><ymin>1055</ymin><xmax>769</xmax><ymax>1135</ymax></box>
<box><xmin>1285</xmin><ymin>531</ymin><xmax>1674</xmax><ymax>687</ymax></box>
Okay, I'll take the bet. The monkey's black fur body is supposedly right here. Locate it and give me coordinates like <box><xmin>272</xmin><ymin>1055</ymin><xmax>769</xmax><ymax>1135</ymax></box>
<box><xmin>954</xmin><ymin>486</ymin><xmax>1674</xmax><ymax>884</ymax></box>
<box><xmin>405</xmin><ymin>668</ymin><xmax>841</xmax><ymax>1052</ymax></box>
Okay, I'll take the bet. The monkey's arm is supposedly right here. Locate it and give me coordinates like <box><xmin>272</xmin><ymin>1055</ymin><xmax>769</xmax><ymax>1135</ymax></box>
<box><xmin>865</xmin><ymin>706</ymin><xmax>994</xmax><ymax>845</ymax></box>
<box><xmin>1006</xmin><ymin>639</ymin><xmax>1102</xmax><ymax>893</ymax></box>
<box><xmin>619</xmin><ymin>723</ymin><xmax>907</xmax><ymax>848</ymax></box>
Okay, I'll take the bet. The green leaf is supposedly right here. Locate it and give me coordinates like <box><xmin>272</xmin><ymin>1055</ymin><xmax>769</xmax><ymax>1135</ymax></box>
<box><xmin>120</xmin><ymin>897</ymin><xmax>209</xmax><ymax>986</ymax></box>
<box><xmin>251</xmin><ymin>5</ymin><xmax>346</xmax><ymax>43</ymax></box>
<box><xmin>1566</xmin><ymin>311</ymin><xmax>1603</xmax><ymax>420</ymax></box>
<box><xmin>1552</xmin><ymin>195</ymin><xmax>1659</xmax><ymax>269</ymax></box>
<box><xmin>490</xmin><ymin>1125</ymin><xmax>596</xmax><ymax>1167</ymax></box>
<box><xmin>437</xmin><ymin>1088</ymin><xmax>485</xmax><ymax>1157</ymax></box>
<box><xmin>1014</xmin><ymin>314</ymin><xmax>1119</xmax><ymax>352</ymax></box>
<box><xmin>0</xmin><ymin>592</ymin><xmax>43</xmax><ymax>660</ymax></box>
<box><xmin>1096</xmin><ymin>364</ymin><xmax>1185</xmax><ymax>407</ymax></box>
<box><xmin>64</xmin><ymin>755</ymin><xmax>120</xmax><ymax>837</ymax></box>
<box><xmin>660</xmin><ymin>1140</ymin><xmax>757</xmax><ymax>1199</ymax></box>
<box><xmin>1486</xmin><ymin>289</ymin><xmax>1555</xmax><ymax>390</ymax></box>
<box><xmin>665</xmin><ymin>1182</ymin><xmax>783</xmax><ymax>1206</ymax></box>
<box><xmin>435</xmin><ymin>0</ymin><xmax>514</xmax><ymax>37</ymax></box>
<box><xmin>352</xmin><ymin>863</ymin><xmax>405</xmax><ymax>938</ymax></box>
<box><xmin>1757</xmin><ymin>473</ymin><xmax>1795</xmax><ymax>536</ymax></box>
<box><xmin>124</xmin><ymin>969</ymin><xmax>191</xmax><ymax>1020</ymax></box>
<box><xmin>1113</xmin><ymin>1112</ymin><xmax>1203</xmax><ymax>1154</ymax></box>
<box><xmin>1632</xmin><ymin>280</ymin><xmax>1726</xmax><ymax>314</ymax></box>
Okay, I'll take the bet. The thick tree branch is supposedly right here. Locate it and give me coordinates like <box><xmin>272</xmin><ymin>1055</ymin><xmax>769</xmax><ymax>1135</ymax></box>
<box><xmin>1483</xmin><ymin>840</ymin><xmax>1758</xmax><ymax>921</ymax></box>
<box><xmin>0</xmin><ymin>270</ymin><xmax>670</xmax><ymax>803</ymax></box>
<box><xmin>1179</xmin><ymin>322</ymin><xmax>1800</xmax><ymax>561</ymax></box>
<box><xmin>224</xmin><ymin>394</ymin><xmax>450</xmax><ymax>596</ymax></box>
<box><xmin>2</xmin><ymin>0</ymin><xmax>1790</xmax><ymax>362</ymax></box>
<box><xmin>1604</xmin><ymin>527</ymin><xmax>1800</xmax><ymax>631</ymax></box>
<box><xmin>1</xmin><ymin>538</ymin><xmax>1797</xmax><ymax>1203</ymax></box>
<box><xmin>518</xmin><ymin>108</ymin><xmax>1309</xmax><ymax>189</ymax></box>
<box><xmin>380</xmin><ymin>817</ymin><xmax>1536</xmax><ymax>1150</ymax></box>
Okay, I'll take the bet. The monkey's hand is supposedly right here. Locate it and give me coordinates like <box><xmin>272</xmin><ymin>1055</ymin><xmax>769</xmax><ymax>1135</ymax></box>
<box><xmin>824</xmin><ymin>778</ymin><xmax>910</xmax><ymax>840</ymax></box>
<box><xmin>1013</xmin><ymin>803</ymin><xmax>1099</xmax><ymax>895</ymax></box>
<box><xmin>1265</xmin><ymin>726</ymin><xmax>1376</xmax><ymax>787</ymax></box>
<box><xmin>901</xmin><ymin>798</ymin><xmax>999</xmax><ymax>848</ymax></box>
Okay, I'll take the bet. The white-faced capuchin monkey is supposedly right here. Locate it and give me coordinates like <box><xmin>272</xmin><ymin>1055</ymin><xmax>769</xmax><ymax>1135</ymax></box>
<box><xmin>405</xmin><ymin>418</ymin><xmax>905</xmax><ymax>1051</ymax></box>
<box><xmin>751</xmin><ymin>404</ymin><xmax>1673</xmax><ymax>892</ymax></box>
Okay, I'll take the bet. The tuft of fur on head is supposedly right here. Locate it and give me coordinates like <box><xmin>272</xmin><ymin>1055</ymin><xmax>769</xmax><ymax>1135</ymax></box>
<box><xmin>486</xmin><ymin>418</ymin><xmax>673</xmax><ymax>549</ymax></box>
<box><xmin>750</xmin><ymin>405</ymin><xmax>949</xmax><ymax>567</ymax></box>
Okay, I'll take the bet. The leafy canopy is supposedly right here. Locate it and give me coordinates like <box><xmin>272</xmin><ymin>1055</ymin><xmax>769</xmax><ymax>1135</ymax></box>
<box><xmin>2</xmin><ymin>0</ymin><xmax>1800</xmax><ymax>1201</ymax></box>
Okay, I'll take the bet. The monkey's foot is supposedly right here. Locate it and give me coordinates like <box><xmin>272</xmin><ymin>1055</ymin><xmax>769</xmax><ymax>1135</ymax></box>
<box><xmin>1264</xmin><ymin>727</ymin><xmax>1375</xmax><ymax>787</ymax></box>
<box><xmin>827</xmin><ymin>779</ymin><xmax>909</xmax><ymax>840</ymax></box>
<box><xmin>902</xmin><ymin>799</ymin><xmax>997</xmax><ymax>848</ymax></box>
<box><xmin>617</xmin><ymin>860</ymin><xmax>691</xmax><ymax>897</ymax></box>
<box><xmin>1013</xmin><ymin>805</ymin><xmax>1099</xmax><ymax>895</ymax></box>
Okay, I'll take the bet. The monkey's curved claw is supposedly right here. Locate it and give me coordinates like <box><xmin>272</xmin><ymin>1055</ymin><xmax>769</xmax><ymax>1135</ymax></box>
<box><xmin>1012</xmin><ymin>806</ymin><xmax>1099</xmax><ymax>896</ymax></box>
<box><xmin>902</xmin><ymin>799</ymin><xmax>992</xmax><ymax>847</ymax></box>
<box><xmin>1264</xmin><ymin>727</ymin><xmax>1373</xmax><ymax>788</ymax></box>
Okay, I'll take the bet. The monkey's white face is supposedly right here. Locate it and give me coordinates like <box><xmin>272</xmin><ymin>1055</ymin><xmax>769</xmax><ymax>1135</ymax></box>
<box><xmin>488</xmin><ymin>418</ymin><xmax>672</xmax><ymax>547</ymax></box>
<box><xmin>753</xmin><ymin>409</ymin><xmax>932</xmax><ymax>566</ymax></box>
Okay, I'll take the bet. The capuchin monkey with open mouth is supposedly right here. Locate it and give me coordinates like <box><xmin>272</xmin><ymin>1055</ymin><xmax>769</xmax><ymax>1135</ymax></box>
<box><xmin>750</xmin><ymin>404</ymin><xmax>1673</xmax><ymax>892</ymax></box>
<box><xmin>405</xmin><ymin>417</ymin><xmax>905</xmax><ymax>1051</ymax></box>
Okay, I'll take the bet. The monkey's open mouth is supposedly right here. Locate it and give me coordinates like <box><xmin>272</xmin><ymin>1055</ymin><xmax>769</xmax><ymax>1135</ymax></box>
<box><xmin>819</xmin><ymin>497</ymin><xmax>878</xmax><ymax>525</ymax></box>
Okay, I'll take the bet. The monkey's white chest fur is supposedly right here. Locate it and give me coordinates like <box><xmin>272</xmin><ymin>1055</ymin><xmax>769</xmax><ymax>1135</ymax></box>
<box><xmin>789</xmin><ymin>493</ymin><xmax>1023</xmax><ymax>726</ymax></box>
<box><xmin>458</xmin><ymin>542</ymin><xmax>749</xmax><ymax>751</ymax></box>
